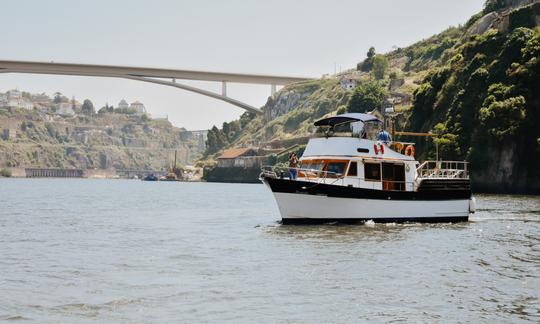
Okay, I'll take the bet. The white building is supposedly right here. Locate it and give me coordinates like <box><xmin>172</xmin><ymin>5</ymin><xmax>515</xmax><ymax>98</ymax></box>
<box><xmin>0</xmin><ymin>93</ymin><xmax>7</xmax><ymax>107</ymax></box>
<box><xmin>56</xmin><ymin>102</ymin><xmax>74</xmax><ymax>116</ymax></box>
<box><xmin>4</xmin><ymin>90</ymin><xmax>33</xmax><ymax>110</ymax></box>
<box><xmin>117</xmin><ymin>99</ymin><xmax>129</xmax><ymax>110</ymax></box>
<box><xmin>71</xmin><ymin>99</ymin><xmax>82</xmax><ymax>111</ymax></box>
<box><xmin>7</xmin><ymin>89</ymin><xmax>21</xmax><ymax>100</ymax></box>
<box><xmin>129</xmin><ymin>101</ymin><xmax>146</xmax><ymax>115</ymax></box>
<box><xmin>19</xmin><ymin>99</ymin><xmax>34</xmax><ymax>110</ymax></box>
<box><xmin>340</xmin><ymin>77</ymin><xmax>358</xmax><ymax>91</ymax></box>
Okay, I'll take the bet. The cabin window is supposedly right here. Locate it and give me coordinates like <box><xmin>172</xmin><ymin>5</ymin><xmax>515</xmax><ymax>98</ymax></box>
<box><xmin>310</xmin><ymin>161</ymin><xmax>324</xmax><ymax>171</ymax></box>
<box><xmin>382</xmin><ymin>163</ymin><xmax>406</xmax><ymax>191</ymax></box>
<box><xmin>347</xmin><ymin>162</ymin><xmax>358</xmax><ymax>176</ymax></box>
<box><xmin>364</xmin><ymin>163</ymin><xmax>381</xmax><ymax>181</ymax></box>
<box><xmin>299</xmin><ymin>160</ymin><xmax>325</xmax><ymax>178</ymax></box>
<box><xmin>325</xmin><ymin>162</ymin><xmax>347</xmax><ymax>178</ymax></box>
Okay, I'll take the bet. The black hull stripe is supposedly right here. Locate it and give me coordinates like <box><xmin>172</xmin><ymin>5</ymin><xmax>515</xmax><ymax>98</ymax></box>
<box><xmin>265</xmin><ymin>177</ymin><xmax>471</xmax><ymax>201</ymax></box>
<box><xmin>281</xmin><ymin>216</ymin><xmax>469</xmax><ymax>225</ymax></box>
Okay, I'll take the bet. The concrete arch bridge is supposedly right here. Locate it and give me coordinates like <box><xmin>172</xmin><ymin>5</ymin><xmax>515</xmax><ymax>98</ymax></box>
<box><xmin>0</xmin><ymin>60</ymin><xmax>312</xmax><ymax>114</ymax></box>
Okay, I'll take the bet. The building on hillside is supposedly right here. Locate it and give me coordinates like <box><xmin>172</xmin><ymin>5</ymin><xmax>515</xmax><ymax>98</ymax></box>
<box><xmin>6</xmin><ymin>97</ymin><xmax>34</xmax><ymax>110</ymax></box>
<box><xmin>216</xmin><ymin>147</ymin><xmax>264</xmax><ymax>168</ymax></box>
<box><xmin>71</xmin><ymin>98</ymin><xmax>82</xmax><ymax>111</ymax></box>
<box><xmin>205</xmin><ymin>147</ymin><xmax>268</xmax><ymax>183</ymax></box>
<box><xmin>0</xmin><ymin>120</ymin><xmax>18</xmax><ymax>140</ymax></box>
<box><xmin>0</xmin><ymin>93</ymin><xmax>7</xmax><ymax>107</ymax></box>
<box><xmin>2</xmin><ymin>127</ymin><xmax>17</xmax><ymax>140</ymax></box>
<box><xmin>117</xmin><ymin>99</ymin><xmax>129</xmax><ymax>110</ymax></box>
<box><xmin>191</xmin><ymin>130</ymin><xmax>208</xmax><ymax>151</ymax></box>
<box><xmin>7</xmin><ymin>89</ymin><xmax>21</xmax><ymax>100</ymax></box>
<box><xmin>4</xmin><ymin>89</ymin><xmax>34</xmax><ymax>109</ymax></box>
<box><xmin>340</xmin><ymin>76</ymin><xmax>359</xmax><ymax>90</ymax></box>
<box><xmin>129</xmin><ymin>101</ymin><xmax>146</xmax><ymax>115</ymax></box>
<box><xmin>56</xmin><ymin>102</ymin><xmax>75</xmax><ymax>116</ymax></box>
<box><xmin>20</xmin><ymin>99</ymin><xmax>34</xmax><ymax>110</ymax></box>
<box><xmin>191</xmin><ymin>130</ymin><xmax>208</xmax><ymax>139</ymax></box>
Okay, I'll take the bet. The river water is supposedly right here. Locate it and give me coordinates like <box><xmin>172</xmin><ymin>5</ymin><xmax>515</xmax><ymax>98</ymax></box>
<box><xmin>0</xmin><ymin>179</ymin><xmax>538</xmax><ymax>323</ymax></box>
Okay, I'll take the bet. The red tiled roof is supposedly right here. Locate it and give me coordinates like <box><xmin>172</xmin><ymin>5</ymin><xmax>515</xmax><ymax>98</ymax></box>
<box><xmin>218</xmin><ymin>147</ymin><xmax>255</xmax><ymax>159</ymax></box>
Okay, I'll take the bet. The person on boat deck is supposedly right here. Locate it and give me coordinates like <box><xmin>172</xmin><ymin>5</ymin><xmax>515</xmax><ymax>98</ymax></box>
<box><xmin>288</xmin><ymin>152</ymin><xmax>299</xmax><ymax>180</ymax></box>
<box><xmin>377</xmin><ymin>130</ymin><xmax>392</xmax><ymax>144</ymax></box>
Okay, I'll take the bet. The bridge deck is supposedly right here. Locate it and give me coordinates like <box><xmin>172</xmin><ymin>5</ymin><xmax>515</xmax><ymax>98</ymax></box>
<box><xmin>0</xmin><ymin>60</ymin><xmax>311</xmax><ymax>85</ymax></box>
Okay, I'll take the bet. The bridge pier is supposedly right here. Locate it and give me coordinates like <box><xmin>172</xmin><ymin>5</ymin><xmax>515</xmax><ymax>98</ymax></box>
<box><xmin>222</xmin><ymin>81</ymin><xmax>227</xmax><ymax>96</ymax></box>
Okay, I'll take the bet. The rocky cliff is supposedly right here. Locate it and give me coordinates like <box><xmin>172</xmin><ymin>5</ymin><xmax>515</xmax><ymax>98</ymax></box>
<box><xmin>0</xmin><ymin>108</ymin><xmax>203</xmax><ymax>171</ymax></box>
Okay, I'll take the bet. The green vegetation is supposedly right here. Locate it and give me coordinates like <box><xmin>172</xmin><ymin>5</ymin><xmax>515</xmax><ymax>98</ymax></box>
<box><xmin>357</xmin><ymin>46</ymin><xmax>376</xmax><ymax>71</ymax></box>
<box><xmin>372</xmin><ymin>55</ymin><xmax>389</xmax><ymax>80</ymax></box>
<box><xmin>509</xmin><ymin>4</ymin><xmax>537</xmax><ymax>30</ymax></box>
<box><xmin>0</xmin><ymin>168</ymin><xmax>11</xmax><ymax>177</ymax></box>
<box><xmin>409</xmin><ymin>26</ymin><xmax>540</xmax><ymax>188</ymax></box>
<box><xmin>81</xmin><ymin>99</ymin><xmax>95</xmax><ymax>115</ymax></box>
<box><xmin>348</xmin><ymin>81</ymin><xmax>387</xmax><ymax>113</ymax></box>
<box><xmin>484</xmin><ymin>0</ymin><xmax>507</xmax><ymax>13</ymax></box>
<box><xmin>204</xmin><ymin>112</ymin><xmax>255</xmax><ymax>155</ymax></box>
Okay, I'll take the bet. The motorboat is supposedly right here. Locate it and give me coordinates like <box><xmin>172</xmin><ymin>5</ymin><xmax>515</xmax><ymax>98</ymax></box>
<box><xmin>260</xmin><ymin>113</ymin><xmax>475</xmax><ymax>224</ymax></box>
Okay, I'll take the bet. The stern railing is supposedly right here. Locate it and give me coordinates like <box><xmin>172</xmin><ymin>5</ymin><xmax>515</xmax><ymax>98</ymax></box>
<box><xmin>416</xmin><ymin>160</ymin><xmax>469</xmax><ymax>179</ymax></box>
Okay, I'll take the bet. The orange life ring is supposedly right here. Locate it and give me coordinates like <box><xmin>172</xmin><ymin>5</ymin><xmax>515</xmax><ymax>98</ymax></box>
<box><xmin>405</xmin><ymin>145</ymin><xmax>415</xmax><ymax>157</ymax></box>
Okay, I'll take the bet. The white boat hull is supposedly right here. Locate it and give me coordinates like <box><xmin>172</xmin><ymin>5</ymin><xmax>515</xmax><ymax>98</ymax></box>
<box><xmin>271</xmin><ymin>192</ymin><xmax>471</xmax><ymax>224</ymax></box>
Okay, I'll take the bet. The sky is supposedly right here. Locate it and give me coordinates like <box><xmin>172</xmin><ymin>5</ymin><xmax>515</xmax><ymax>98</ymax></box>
<box><xmin>0</xmin><ymin>0</ymin><xmax>485</xmax><ymax>130</ymax></box>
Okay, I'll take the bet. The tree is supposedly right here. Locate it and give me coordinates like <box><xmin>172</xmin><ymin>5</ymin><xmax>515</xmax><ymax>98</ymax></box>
<box><xmin>358</xmin><ymin>47</ymin><xmax>377</xmax><ymax>72</ymax></box>
<box><xmin>53</xmin><ymin>92</ymin><xmax>63</xmax><ymax>104</ymax></box>
<box><xmin>479</xmin><ymin>93</ymin><xmax>526</xmax><ymax>140</ymax></box>
<box><xmin>205</xmin><ymin>126</ymin><xmax>229</xmax><ymax>155</ymax></box>
<box><xmin>367</xmin><ymin>46</ymin><xmax>376</xmax><ymax>59</ymax></box>
<box><xmin>484</xmin><ymin>0</ymin><xmax>507</xmax><ymax>14</ymax></box>
<box><xmin>81</xmin><ymin>99</ymin><xmax>95</xmax><ymax>115</ymax></box>
<box><xmin>372</xmin><ymin>54</ymin><xmax>389</xmax><ymax>80</ymax></box>
<box><xmin>347</xmin><ymin>81</ymin><xmax>388</xmax><ymax>113</ymax></box>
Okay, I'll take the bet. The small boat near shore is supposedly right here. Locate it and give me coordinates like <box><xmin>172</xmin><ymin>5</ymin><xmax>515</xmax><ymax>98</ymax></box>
<box><xmin>260</xmin><ymin>113</ymin><xmax>476</xmax><ymax>224</ymax></box>
<box><xmin>142</xmin><ymin>174</ymin><xmax>159</xmax><ymax>181</ymax></box>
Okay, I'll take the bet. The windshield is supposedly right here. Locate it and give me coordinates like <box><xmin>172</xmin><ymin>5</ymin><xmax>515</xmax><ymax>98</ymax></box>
<box><xmin>313</xmin><ymin>120</ymin><xmax>382</xmax><ymax>139</ymax></box>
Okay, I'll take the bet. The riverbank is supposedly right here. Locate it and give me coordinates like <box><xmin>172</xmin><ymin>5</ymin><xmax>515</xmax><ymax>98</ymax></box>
<box><xmin>0</xmin><ymin>166</ymin><xmax>203</xmax><ymax>180</ymax></box>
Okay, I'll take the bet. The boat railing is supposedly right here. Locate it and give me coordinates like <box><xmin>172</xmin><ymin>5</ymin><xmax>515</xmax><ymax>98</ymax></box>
<box><xmin>261</xmin><ymin>165</ymin><xmax>416</xmax><ymax>190</ymax></box>
<box><xmin>416</xmin><ymin>160</ymin><xmax>469</xmax><ymax>179</ymax></box>
<box><xmin>261</xmin><ymin>165</ymin><xmax>343</xmax><ymax>184</ymax></box>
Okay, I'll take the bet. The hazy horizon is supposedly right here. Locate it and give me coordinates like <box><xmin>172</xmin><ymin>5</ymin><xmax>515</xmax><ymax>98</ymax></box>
<box><xmin>0</xmin><ymin>0</ymin><xmax>485</xmax><ymax>130</ymax></box>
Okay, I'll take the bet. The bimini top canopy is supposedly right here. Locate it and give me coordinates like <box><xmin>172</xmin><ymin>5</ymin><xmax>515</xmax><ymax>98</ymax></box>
<box><xmin>314</xmin><ymin>113</ymin><xmax>381</xmax><ymax>127</ymax></box>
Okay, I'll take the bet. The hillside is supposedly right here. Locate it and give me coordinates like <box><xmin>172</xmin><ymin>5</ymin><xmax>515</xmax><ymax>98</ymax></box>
<box><xmin>0</xmin><ymin>107</ymin><xmax>204</xmax><ymax>171</ymax></box>
<box><xmin>203</xmin><ymin>0</ymin><xmax>540</xmax><ymax>193</ymax></box>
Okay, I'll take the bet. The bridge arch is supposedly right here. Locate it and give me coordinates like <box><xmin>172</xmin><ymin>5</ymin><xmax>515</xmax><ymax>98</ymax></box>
<box><xmin>0</xmin><ymin>60</ymin><xmax>312</xmax><ymax>114</ymax></box>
